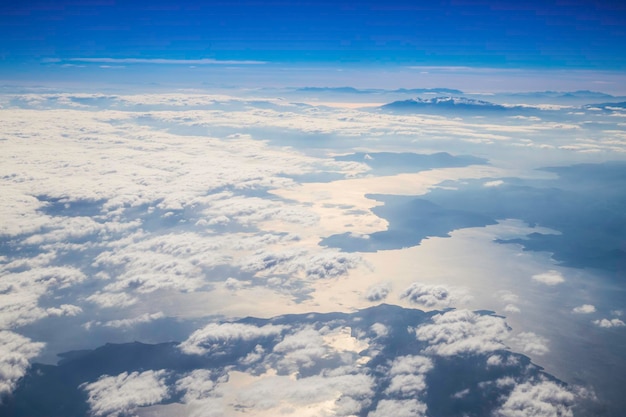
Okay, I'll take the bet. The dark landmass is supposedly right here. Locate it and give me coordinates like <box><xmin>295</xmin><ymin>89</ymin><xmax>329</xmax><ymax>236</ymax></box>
<box><xmin>0</xmin><ymin>304</ymin><xmax>564</xmax><ymax>417</ymax></box>
<box><xmin>380</xmin><ymin>96</ymin><xmax>512</xmax><ymax>113</ymax></box>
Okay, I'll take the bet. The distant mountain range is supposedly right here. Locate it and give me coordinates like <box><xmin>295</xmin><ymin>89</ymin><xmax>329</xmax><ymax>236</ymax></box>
<box><xmin>292</xmin><ymin>87</ymin><xmax>616</xmax><ymax>99</ymax></box>
<box><xmin>380</xmin><ymin>96</ymin><xmax>511</xmax><ymax>112</ymax></box>
<box><xmin>380</xmin><ymin>96</ymin><xmax>626</xmax><ymax>114</ymax></box>
<box><xmin>295</xmin><ymin>87</ymin><xmax>464</xmax><ymax>95</ymax></box>
<box><xmin>509</xmin><ymin>90</ymin><xmax>615</xmax><ymax>99</ymax></box>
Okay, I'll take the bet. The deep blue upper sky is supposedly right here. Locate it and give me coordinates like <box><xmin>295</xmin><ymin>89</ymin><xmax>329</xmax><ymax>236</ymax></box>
<box><xmin>1</xmin><ymin>0</ymin><xmax>626</xmax><ymax>69</ymax></box>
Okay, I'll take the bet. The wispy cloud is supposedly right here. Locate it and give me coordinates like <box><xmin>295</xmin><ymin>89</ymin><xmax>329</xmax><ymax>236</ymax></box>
<box><xmin>66</xmin><ymin>58</ymin><xmax>267</xmax><ymax>65</ymax></box>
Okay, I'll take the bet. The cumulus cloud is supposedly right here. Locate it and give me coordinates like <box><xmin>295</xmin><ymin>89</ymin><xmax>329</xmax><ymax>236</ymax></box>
<box><xmin>365</xmin><ymin>283</ymin><xmax>391</xmax><ymax>302</ymax></box>
<box><xmin>201</xmin><ymin>195</ymin><xmax>319</xmax><ymax>228</ymax></box>
<box><xmin>176</xmin><ymin>369</ymin><xmax>220</xmax><ymax>403</ymax></box>
<box><xmin>45</xmin><ymin>304</ymin><xmax>83</xmax><ymax>317</ymax></box>
<box><xmin>1</xmin><ymin>102</ymin><xmax>375</xmax><ymax>327</ymax></box>
<box><xmin>504</xmin><ymin>304</ymin><xmax>521</xmax><ymax>313</ymax></box>
<box><xmin>0</xmin><ymin>331</ymin><xmax>45</xmax><ymax>395</ymax></box>
<box><xmin>81</xmin><ymin>370</ymin><xmax>170</xmax><ymax>417</ymax></box>
<box><xmin>593</xmin><ymin>318</ymin><xmax>625</xmax><ymax>328</ymax></box>
<box><xmin>94</xmin><ymin>248</ymin><xmax>209</xmax><ymax>295</ymax></box>
<box><xmin>301</xmin><ymin>251</ymin><xmax>362</xmax><ymax>280</ymax></box>
<box><xmin>487</xmin><ymin>354</ymin><xmax>520</xmax><ymax>367</ymax></box>
<box><xmin>572</xmin><ymin>304</ymin><xmax>596</xmax><ymax>314</ymax></box>
<box><xmin>240</xmin><ymin>344</ymin><xmax>266</xmax><ymax>365</ymax></box>
<box><xmin>532</xmin><ymin>270</ymin><xmax>565</xmax><ymax>285</ymax></box>
<box><xmin>239</xmin><ymin>248</ymin><xmax>361</xmax><ymax>280</ymax></box>
<box><xmin>509</xmin><ymin>332</ymin><xmax>550</xmax><ymax>356</ymax></box>
<box><xmin>385</xmin><ymin>373</ymin><xmax>428</xmax><ymax>396</ymax></box>
<box><xmin>370</xmin><ymin>323</ymin><xmax>389</xmax><ymax>338</ymax></box>
<box><xmin>494</xmin><ymin>378</ymin><xmax>575</xmax><ymax>417</ymax></box>
<box><xmin>383</xmin><ymin>355</ymin><xmax>433</xmax><ymax>397</ymax></box>
<box><xmin>223</xmin><ymin>277</ymin><xmax>249</xmax><ymax>291</ymax></box>
<box><xmin>389</xmin><ymin>355</ymin><xmax>434</xmax><ymax>375</ymax></box>
<box><xmin>0</xmin><ymin>266</ymin><xmax>86</xmax><ymax>328</ymax></box>
<box><xmin>415</xmin><ymin>310</ymin><xmax>510</xmax><ymax>356</ymax></box>
<box><xmin>400</xmin><ymin>282</ymin><xmax>456</xmax><ymax>308</ymax></box>
<box><xmin>368</xmin><ymin>399</ymin><xmax>428</xmax><ymax>417</ymax></box>
<box><xmin>179</xmin><ymin>322</ymin><xmax>286</xmax><ymax>355</ymax></box>
<box><xmin>272</xmin><ymin>326</ymin><xmax>334</xmax><ymax>372</ymax></box>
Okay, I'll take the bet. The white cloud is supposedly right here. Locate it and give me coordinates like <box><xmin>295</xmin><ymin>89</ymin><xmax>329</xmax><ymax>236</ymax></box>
<box><xmin>593</xmin><ymin>318</ymin><xmax>625</xmax><ymax>328</ymax></box>
<box><xmin>0</xmin><ymin>331</ymin><xmax>45</xmax><ymax>395</ymax></box>
<box><xmin>68</xmin><ymin>57</ymin><xmax>267</xmax><ymax>65</ymax></box>
<box><xmin>384</xmin><ymin>355</ymin><xmax>433</xmax><ymax>397</ymax></box>
<box><xmin>240</xmin><ymin>344</ymin><xmax>266</xmax><ymax>365</ymax></box>
<box><xmin>370</xmin><ymin>323</ymin><xmax>389</xmax><ymax>338</ymax></box>
<box><xmin>99</xmin><ymin>312</ymin><xmax>165</xmax><ymax>329</ymax></box>
<box><xmin>46</xmin><ymin>304</ymin><xmax>83</xmax><ymax>317</ymax></box>
<box><xmin>273</xmin><ymin>326</ymin><xmax>334</xmax><ymax>372</ymax></box>
<box><xmin>179</xmin><ymin>322</ymin><xmax>286</xmax><ymax>355</ymax></box>
<box><xmin>509</xmin><ymin>332</ymin><xmax>550</xmax><ymax>356</ymax></box>
<box><xmin>368</xmin><ymin>399</ymin><xmax>428</xmax><ymax>417</ymax></box>
<box><xmin>400</xmin><ymin>282</ymin><xmax>454</xmax><ymax>308</ymax></box>
<box><xmin>176</xmin><ymin>369</ymin><xmax>219</xmax><ymax>403</ymax></box>
<box><xmin>494</xmin><ymin>379</ymin><xmax>575</xmax><ymax>417</ymax></box>
<box><xmin>365</xmin><ymin>283</ymin><xmax>391</xmax><ymax>302</ymax></box>
<box><xmin>239</xmin><ymin>248</ymin><xmax>361</xmax><ymax>280</ymax></box>
<box><xmin>0</xmin><ymin>266</ymin><xmax>86</xmax><ymax>328</ymax></box>
<box><xmin>86</xmin><ymin>291</ymin><xmax>138</xmax><ymax>309</ymax></box>
<box><xmin>81</xmin><ymin>370</ymin><xmax>170</xmax><ymax>417</ymax></box>
<box><xmin>94</xmin><ymin>248</ymin><xmax>209</xmax><ymax>295</ymax></box>
<box><xmin>487</xmin><ymin>354</ymin><xmax>520</xmax><ymax>367</ymax></box>
<box><xmin>497</xmin><ymin>290</ymin><xmax>519</xmax><ymax>303</ymax></box>
<box><xmin>415</xmin><ymin>310</ymin><xmax>510</xmax><ymax>356</ymax></box>
<box><xmin>452</xmin><ymin>388</ymin><xmax>470</xmax><ymax>398</ymax></box>
<box><xmin>484</xmin><ymin>179</ymin><xmax>504</xmax><ymax>187</ymax></box>
<box><xmin>389</xmin><ymin>355</ymin><xmax>433</xmax><ymax>375</ymax></box>
<box><xmin>385</xmin><ymin>373</ymin><xmax>428</xmax><ymax>396</ymax></box>
<box><xmin>572</xmin><ymin>304</ymin><xmax>596</xmax><ymax>314</ymax></box>
<box><xmin>504</xmin><ymin>304</ymin><xmax>521</xmax><ymax>313</ymax></box>
<box><xmin>532</xmin><ymin>270</ymin><xmax>565</xmax><ymax>285</ymax></box>
<box><xmin>223</xmin><ymin>277</ymin><xmax>249</xmax><ymax>291</ymax></box>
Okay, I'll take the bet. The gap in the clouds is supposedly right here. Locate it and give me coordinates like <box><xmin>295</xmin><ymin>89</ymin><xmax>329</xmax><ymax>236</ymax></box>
<box><xmin>36</xmin><ymin>195</ymin><xmax>108</xmax><ymax>219</ymax></box>
<box><xmin>321</xmin><ymin>195</ymin><xmax>498</xmax><ymax>252</ymax></box>
<box><xmin>423</xmin><ymin>164</ymin><xmax>626</xmax><ymax>274</ymax></box>
<box><xmin>321</xmin><ymin>161</ymin><xmax>626</xmax><ymax>277</ymax></box>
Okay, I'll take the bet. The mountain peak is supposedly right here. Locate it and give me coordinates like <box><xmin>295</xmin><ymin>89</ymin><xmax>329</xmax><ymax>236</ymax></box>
<box><xmin>381</xmin><ymin>96</ymin><xmax>506</xmax><ymax>112</ymax></box>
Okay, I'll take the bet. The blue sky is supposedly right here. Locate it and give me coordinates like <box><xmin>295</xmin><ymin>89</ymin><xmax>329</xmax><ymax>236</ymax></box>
<box><xmin>2</xmin><ymin>0</ymin><xmax>626</xmax><ymax>69</ymax></box>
